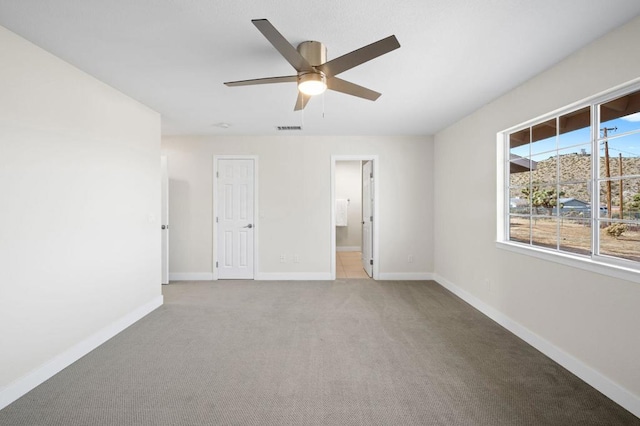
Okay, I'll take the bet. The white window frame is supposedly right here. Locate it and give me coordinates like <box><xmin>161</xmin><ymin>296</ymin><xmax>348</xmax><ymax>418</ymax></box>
<box><xmin>497</xmin><ymin>78</ymin><xmax>640</xmax><ymax>284</ymax></box>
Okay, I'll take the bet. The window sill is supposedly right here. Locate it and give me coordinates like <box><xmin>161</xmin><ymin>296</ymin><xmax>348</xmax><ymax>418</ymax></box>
<box><xmin>496</xmin><ymin>241</ymin><xmax>640</xmax><ymax>284</ymax></box>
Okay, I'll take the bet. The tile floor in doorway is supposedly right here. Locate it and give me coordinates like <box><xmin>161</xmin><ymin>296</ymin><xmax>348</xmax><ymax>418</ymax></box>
<box><xmin>336</xmin><ymin>251</ymin><xmax>371</xmax><ymax>279</ymax></box>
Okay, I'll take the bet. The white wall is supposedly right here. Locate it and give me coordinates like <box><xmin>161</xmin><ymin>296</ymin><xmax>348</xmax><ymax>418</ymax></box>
<box><xmin>0</xmin><ymin>26</ymin><xmax>162</xmax><ymax>406</ymax></box>
<box><xmin>433</xmin><ymin>16</ymin><xmax>640</xmax><ymax>414</ymax></box>
<box><xmin>335</xmin><ymin>161</ymin><xmax>362</xmax><ymax>250</ymax></box>
<box><xmin>162</xmin><ymin>135</ymin><xmax>433</xmax><ymax>279</ymax></box>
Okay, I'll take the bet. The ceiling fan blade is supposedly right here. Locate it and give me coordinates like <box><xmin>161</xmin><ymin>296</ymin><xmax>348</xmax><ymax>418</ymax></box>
<box><xmin>327</xmin><ymin>77</ymin><xmax>381</xmax><ymax>101</ymax></box>
<box><xmin>224</xmin><ymin>75</ymin><xmax>297</xmax><ymax>87</ymax></box>
<box><xmin>294</xmin><ymin>92</ymin><xmax>311</xmax><ymax>111</ymax></box>
<box><xmin>318</xmin><ymin>35</ymin><xmax>400</xmax><ymax>77</ymax></box>
<box><xmin>252</xmin><ymin>19</ymin><xmax>312</xmax><ymax>72</ymax></box>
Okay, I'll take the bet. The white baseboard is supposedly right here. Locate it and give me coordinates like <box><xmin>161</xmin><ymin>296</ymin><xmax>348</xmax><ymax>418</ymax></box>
<box><xmin>170</xmin><ymin>272</ymin><xmax>333</xmax><ymax>281</ymax></box>
<box><xmin>169</xmin><ymin>271</ymin><xmax>431</xmax><ymax>282</ymax></box>
<box><xmin>0</xmin><ymin>295</ymin><xmax>163</xmax><ymax>411</ymax></box>
<box><xmin>169</xmin><ymin>272</ymin><xmax>214</xmax><ymax>281</ymax></box>
<box><xmin>377</xmin><ymin>272</ymin><xmax>434</xmax><ymax>281</ymax></box>
<box><xmin>336</xmin><ymin>246</ymin><xmax>361</xmax><ymax>252</ymax></box>
<box><xmin>255</xmin><ymin>272</ymin><xmax>333</xmax><ymax>281</ymax></box>
<box><xmin>433</xmin><ymin>274</ymin><xmax>640</xmax><ymax>419</ymax></box>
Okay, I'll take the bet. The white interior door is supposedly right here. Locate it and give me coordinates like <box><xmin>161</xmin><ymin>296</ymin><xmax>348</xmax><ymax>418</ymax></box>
<box><xmin>362</xmin><ymin>161</ymin><xmax>373</xmax><ymax>277</ymax></box>
<box><xmin>217</xmin><ymin>159</ymin><xmax>255</xmax><ymax>279</ymax></box>
<box><xmin>161</xmin><ymin>156</ymin><xmax>169</xmax><ymax>285</ymax></box>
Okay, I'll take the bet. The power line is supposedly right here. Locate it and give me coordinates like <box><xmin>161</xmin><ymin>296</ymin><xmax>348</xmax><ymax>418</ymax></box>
<box><xmin>606</xmin><ymin>147</ymin><xmax>639</xmax><ymax>157</ymax></box>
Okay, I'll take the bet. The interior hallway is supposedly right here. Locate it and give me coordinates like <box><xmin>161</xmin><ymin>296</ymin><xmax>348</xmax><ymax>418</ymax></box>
<box><xmin>336</xmin><ymin>251</ymin><xmax>370</xmax><ymax>279</ymax></box>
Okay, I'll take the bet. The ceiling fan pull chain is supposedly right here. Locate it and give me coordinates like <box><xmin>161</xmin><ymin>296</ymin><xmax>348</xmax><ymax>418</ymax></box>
<box><xmin>322</xmin><ymin>92</ymin><xmax>325</xmax><ymax>119</ymax></box>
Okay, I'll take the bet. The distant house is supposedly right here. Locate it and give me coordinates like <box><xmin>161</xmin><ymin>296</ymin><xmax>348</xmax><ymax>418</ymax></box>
<box><xmin>510</xmin><ymin>197</ymin><xmax>593</xmax><ymax>216</ymax></box>
<box><xmin>553</xmin><ymin>198</ymin><xmax>590</xmax><ymax>216</ymax></box>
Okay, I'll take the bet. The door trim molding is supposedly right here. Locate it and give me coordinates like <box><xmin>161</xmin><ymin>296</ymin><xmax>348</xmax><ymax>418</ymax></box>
<box><xmin>212</xmin><ymin>155</ymin><xmax>259</xmax><ymax>280</ymax></box>
<box><xmin>161</xmin><ymin>155</ymin><xmax>169</xmax><ymax>284</ymax></box>
<box><xmin>330</xmin><ymin>155</ymin><xmax>380</xmax><ymax>280</ymax></box>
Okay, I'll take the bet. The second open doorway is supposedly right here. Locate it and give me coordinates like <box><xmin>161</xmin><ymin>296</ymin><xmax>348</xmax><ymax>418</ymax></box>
<box><xmin>331</xmin><ymin>156</ymin><xmax>379</xmax><ymax>280</ymax></box>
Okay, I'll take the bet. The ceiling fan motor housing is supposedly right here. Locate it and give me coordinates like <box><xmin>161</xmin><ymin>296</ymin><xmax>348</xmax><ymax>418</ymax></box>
<box><xmin>297</xmin><ymin>41</ymin><xmax>326</xmax><ymax>66</ymax></box>
<box><xmin>296</xmin><ymin>41</ymin><xmax>328</xmax><ymax>95</ymax></box>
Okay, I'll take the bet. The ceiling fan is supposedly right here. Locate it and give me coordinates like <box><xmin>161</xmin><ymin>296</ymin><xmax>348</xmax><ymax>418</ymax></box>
<box><xmin>224</xmin><ymin>19</ymin><xmax>401</xmax><ymax>111</ymax></box>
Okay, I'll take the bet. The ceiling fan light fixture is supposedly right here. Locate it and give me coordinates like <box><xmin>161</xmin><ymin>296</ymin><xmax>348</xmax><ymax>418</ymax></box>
<box><xmin>224</xmin><ymin>20</ymin><xmax>400</xmax><ymax>110</ymax></box>
<box><xmin>298</xmin><ymin>72</ymin><xmax>327</xmax><ymax>96</ymax></box>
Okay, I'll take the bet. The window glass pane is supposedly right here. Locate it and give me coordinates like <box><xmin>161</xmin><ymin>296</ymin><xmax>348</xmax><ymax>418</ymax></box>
<box><xmin>530</xmin><ymin>152</ymin><xmax>557</xmax><ymax>185</ymax></box>
<box><xmin>597</xmin><ymin>133</ymin><xmax>640</xmax><ymax>178</ymax></box>
<box><xmin>558</xmin><ymin>183</ymin><xmax>590</xmax><ymax>217</ymax></box>
<box><xmin>532</xmin><ymin>217</ymin><xmax>558</xmax><ymax>249</ymax></box>
<box><xmin>526</xmin><ymin>184</ymin><xmax>560</xmax><ymax>216</ymax></box>
<box><xmin>599</xmin><ymin>220</ymin><xmax>640</xmax><ymax>262</ymax></box>
<box><xmin>622</xmin><ymin>178</ymin><xmax>640</xmax><ymax>221</ymax></box>
<box><xmin>559</xmin><ymin>218</ymin><xmax>591</xmax><ymax>256</ymax></box>
<box><xmin>509</xmin><ymin>129</ymin><xmax>530</xmax><ymax>158</ymax></box>
<box><xmin>627</xmin><ymin>183</ymin><xmax>640</xmax><ymax>221</ymax></box>
<box><xmin>599</xmin><ymin>180</ymin><xmax>616</xmax><ymax>219</ymax></box>
<box><xmin>509</xmin><ymin>157</ymin><xmax>532</xmax><ymax>187</ymax></box>
<box><xmin>531</xmin><ymin>119</ymin><xmax>556</xmax><ymax>155</ymax></box>
<box><xmin>509</xmin><ymin>216</ymin><xmax>530</xmax><ymax>243</ymax></box>
<box><xmin>510</xmin><ymin>146</ymin><xmax>530</xmax><ymax>159</ymax></box>
<box><xmin>600</xmin><ymin>89</ymin><xmax>640</xmax><ymax>135</ymax></box>
<box><xmin>559</xmin><ymin>144</ymin><xmax>591</xmax><ymax>183</ymax></box>
<box><xmin>597</xmin><ymin>179</ymin><xmax>640</xmax><ymax>219</ymax></box>
<box><xmin>509</xmin><ymin>188</ymin><xmax>530</xmax><ymax>214</ymax></box>
<box><xmin>559</xmin><ymin>107</ymin><xmax>591</xmax><ymax>149</ymax></box>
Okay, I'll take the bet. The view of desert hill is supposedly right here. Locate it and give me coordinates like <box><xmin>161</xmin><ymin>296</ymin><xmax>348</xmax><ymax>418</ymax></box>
<box><xmin>510</xmin><ymin>153</ymin><xmax>640</xmax><ymax>206</ymax></box>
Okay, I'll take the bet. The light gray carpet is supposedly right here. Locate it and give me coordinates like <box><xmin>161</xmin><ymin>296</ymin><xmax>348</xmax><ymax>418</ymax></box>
<box><xmin>1</xmin><ymin>280</ymin><xmax>638</xmax><ymax>425</ymax></box>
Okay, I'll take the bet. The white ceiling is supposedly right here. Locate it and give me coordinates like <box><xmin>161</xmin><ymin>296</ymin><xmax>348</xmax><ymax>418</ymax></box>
<box><xmin>1</xmin><ymin>1</ymin><xmax>640</xmax><ymax>136</ymax></box>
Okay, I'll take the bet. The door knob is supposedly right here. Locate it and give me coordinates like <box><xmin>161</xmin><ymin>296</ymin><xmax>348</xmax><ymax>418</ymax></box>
<box><xmin>243</xmin><ymin>224</ymin><xmax>253</xmax><ymax>229</ymax></box>
<box><xmin>161</xmin><ymin>225</ymin><xmax>166</xmax><ymax>230</ymax></box>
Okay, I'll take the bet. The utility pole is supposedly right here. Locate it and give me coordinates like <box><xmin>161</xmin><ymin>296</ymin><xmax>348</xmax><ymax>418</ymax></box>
<box><xmin>619</xmin><ymin>153</ymin><xmax>624</xmax><ymax>220</ymax></box>
<box><xmin>602</xmin><ymin>127</ymin><xmax>617</xmax><ymax>219</ymax></box>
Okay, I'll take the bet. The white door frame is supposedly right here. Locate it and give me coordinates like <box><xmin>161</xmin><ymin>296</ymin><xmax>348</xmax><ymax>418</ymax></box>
<box><xmin>161</xmin><ymin>155</ymin><xmax>169</xmax><ymax>284</ymax></box>
<box><xmin>213</xmin><ymin>155</ymin><xmax>259</xmax><ymax>280</ymax></box>
<box><xmin>330</xmin><ymin>155</ymin><xmax>379</xmax><ymax>280</ymax></box>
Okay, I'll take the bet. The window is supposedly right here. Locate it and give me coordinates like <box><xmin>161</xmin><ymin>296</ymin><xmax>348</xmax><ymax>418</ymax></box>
<box><xmin>504</xmin><ymin>83</ymin><xmax>640</xmax><ymax>270</ymax></box>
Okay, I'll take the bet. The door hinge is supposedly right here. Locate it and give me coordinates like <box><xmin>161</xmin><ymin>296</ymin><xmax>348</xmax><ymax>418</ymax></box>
<box><xmin>370</xmin><ymin>172</ymin><xmax>373</xmax><ymax>178</ymax></box>
<box><xmin>216</xmin><ymin>217</ymin><xmax>218</xmax><ymax>223</ymax></box>
<box><xmin>369</xmin><ymin>259</ymin><xmax>373</xmax><ymax>265</ymax></box>
<box><xmin>216</xmin><ymin>261</ymin><xmax>218</xmax><ymax>268</ymax></box>
<box><xmin>216</xmin><ymin>171</ymin><xmax>219</xmax><ymax>178</ymax></box>
<box><xmin>370</xmin><ymin>216</ymin><xmax>373</xmax><ymax>222</ymax></box>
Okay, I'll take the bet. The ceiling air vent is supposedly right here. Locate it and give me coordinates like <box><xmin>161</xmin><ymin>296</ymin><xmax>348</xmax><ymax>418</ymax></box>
<box><xmin>276</xmin><ymin>126</ymin><xmax>302</xmax><ymax>131</ymax></box>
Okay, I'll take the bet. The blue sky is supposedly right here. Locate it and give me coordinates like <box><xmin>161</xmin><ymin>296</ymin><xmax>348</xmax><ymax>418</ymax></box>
<box><xmin>510</xmin><ymin>111</ymin><xmax>640</xmax><ymax>160</ymax></box>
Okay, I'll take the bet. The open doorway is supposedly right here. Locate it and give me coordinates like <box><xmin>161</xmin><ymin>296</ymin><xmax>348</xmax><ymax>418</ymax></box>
<box><xmin>331</xmin><ymin>156</ymin><xmax>379</xmax><ymax>280</ymax></box>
